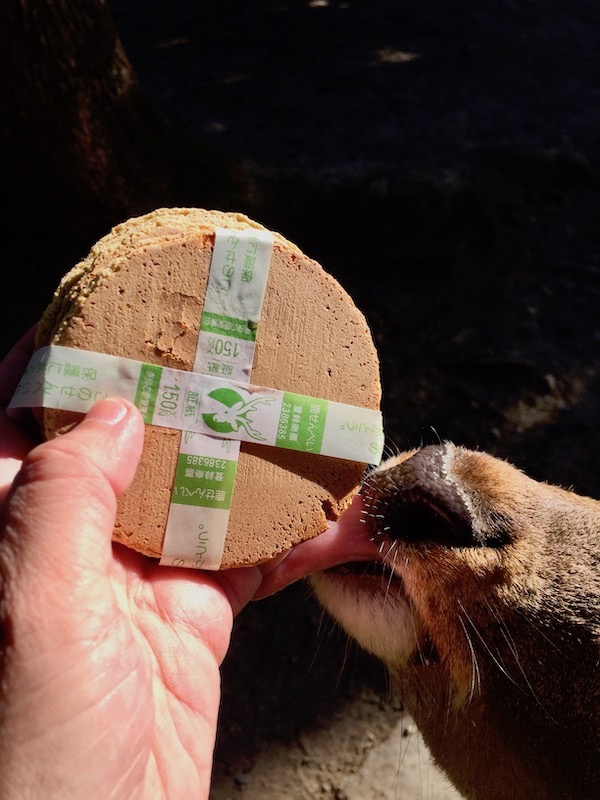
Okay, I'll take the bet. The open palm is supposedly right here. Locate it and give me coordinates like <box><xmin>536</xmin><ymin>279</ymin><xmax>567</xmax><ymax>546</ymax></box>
<box><xmin>0</xmin><ymin>331</ymin><xmax>262</xmax><ymax>800</ymax></box>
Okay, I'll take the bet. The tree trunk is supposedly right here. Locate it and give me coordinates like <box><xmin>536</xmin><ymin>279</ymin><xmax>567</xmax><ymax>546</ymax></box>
<box><xmin>1</xmin><ymin>0</ymin><xmax>254</xmax><ymax>350</ymax></box>
<box><xmin>1</xmin><ymin>0</ymin><xmax>250</xmax><ymax>256</ymax></box>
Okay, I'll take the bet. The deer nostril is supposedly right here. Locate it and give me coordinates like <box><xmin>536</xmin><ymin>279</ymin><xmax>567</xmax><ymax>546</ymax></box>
<box><xmin>362</xmin><ymin>445</ymin><xmax>476</xmax><ymax>546</ymax></box>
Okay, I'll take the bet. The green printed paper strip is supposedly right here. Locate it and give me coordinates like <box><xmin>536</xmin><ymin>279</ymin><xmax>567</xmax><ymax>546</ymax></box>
<box><xmin>134</xmin><ymin>363</ymin><xmax>163</xmax><ymax>423</ymax></box>
<box><xmin>10</xmin><ymin>344</ymin><xmax>384</xmax><ymax>465</ymax></box>
<box><xmin>161</xmin><ymin>227</ymin><xmax>274</xmax><ymax>568</ymax></box>
<box><xmin>170</xmin><ymin>453</ymin><xmax>239</xmax><ymax>509</ymax></box>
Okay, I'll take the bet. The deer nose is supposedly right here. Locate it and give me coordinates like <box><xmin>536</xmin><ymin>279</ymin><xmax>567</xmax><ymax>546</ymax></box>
<box><xmin>361</xmin><ymin>445</ymin><xmax>477</xmax><ymax>546</ymax></box>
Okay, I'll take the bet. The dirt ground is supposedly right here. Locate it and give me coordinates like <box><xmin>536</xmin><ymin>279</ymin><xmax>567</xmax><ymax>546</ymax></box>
<box><xmin>5</xmin><ymin>1</ymin><xmax>600</xmax><ymax>797</ymax></box>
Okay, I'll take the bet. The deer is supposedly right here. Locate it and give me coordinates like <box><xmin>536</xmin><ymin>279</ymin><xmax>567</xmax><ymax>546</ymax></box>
<box><xmin>259</xmin><ymin>442</ymin><xmax>600</xmax><ymax>799</ymax></box>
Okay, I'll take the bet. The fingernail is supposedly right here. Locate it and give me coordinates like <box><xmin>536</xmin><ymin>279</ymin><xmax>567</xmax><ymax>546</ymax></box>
<box><xmin>86</xmin><ymin>398</ymin><xmax>129</xmax><ymax>425</ymax></box>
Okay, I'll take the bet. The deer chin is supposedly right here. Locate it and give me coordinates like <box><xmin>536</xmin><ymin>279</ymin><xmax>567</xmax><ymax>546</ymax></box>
<box><xmin>309</xmin><ymin>563</ymin><xmax>425</xmax><ymax>668</ymax></box>
<box><xmin>306</xmin><ymin>449</ymin><xmax>430</xmax><ymax>669</ymax></box>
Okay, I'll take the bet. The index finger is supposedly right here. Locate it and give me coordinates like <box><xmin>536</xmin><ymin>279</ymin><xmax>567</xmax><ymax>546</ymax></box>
<box><xmin>253</xmin><ymin>494</ymin><xmax>381</xmax><ymax>600</ymax></box>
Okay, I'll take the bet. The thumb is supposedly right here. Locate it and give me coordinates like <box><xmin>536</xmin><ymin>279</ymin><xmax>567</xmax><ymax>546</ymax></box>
<box><xmin>1</xmin><ymin>398</ymin><xmax>145</xmax><ymax>579</ymax></box>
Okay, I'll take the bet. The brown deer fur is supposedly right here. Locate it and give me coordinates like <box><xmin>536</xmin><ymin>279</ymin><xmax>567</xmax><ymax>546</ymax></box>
<box><xmin>311</xmin><ymin>443</ymin><xmax>600</xmax><ymax>799</ymax></box>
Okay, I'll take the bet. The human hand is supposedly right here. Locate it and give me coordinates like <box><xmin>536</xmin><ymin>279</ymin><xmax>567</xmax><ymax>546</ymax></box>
<box><xmin>0</xmin><ymin>331</ymin><xmax>264</xmax><ymax>800</ymax></box>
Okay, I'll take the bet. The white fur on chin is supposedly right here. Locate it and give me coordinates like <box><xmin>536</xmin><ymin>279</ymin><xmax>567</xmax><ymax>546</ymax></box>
<box><xmin>309</xmin><ymin>571</ymin><xmax>419</xmax><ymax>668</ymax></box>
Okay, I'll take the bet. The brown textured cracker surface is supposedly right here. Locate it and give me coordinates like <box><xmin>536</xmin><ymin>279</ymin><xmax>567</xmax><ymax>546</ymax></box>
<box><xmin>36</xmin><ymin>208</ymin><xmax>381</xmax><ymax>568</ymax></box>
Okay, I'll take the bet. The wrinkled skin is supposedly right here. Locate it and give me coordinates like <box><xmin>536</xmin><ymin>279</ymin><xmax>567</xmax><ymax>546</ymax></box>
<box><xmin>0</xmin><ymin>330</ymin><xmax>265</xmax><ymax>800</ymax></box>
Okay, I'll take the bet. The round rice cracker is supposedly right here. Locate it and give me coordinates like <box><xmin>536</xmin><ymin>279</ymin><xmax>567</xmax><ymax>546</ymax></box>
<box><xmin>35</xmin><ymin>209</ymin><xmax>382</xmax><ymax>568</ymax></box>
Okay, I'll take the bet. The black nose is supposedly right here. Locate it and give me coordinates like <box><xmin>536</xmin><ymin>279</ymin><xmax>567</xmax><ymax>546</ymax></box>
<box><xmin>361</xmin><ymin>445</ymin><xmax>477</xmax><ymax>547</ymax></box>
